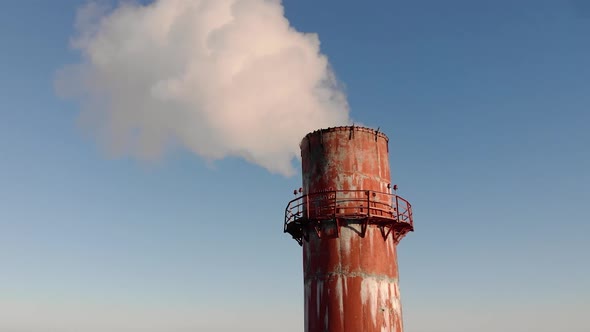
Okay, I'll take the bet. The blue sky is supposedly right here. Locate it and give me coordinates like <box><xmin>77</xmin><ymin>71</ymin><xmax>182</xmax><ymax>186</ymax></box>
<box><xmin>1</xmin><ymin>1</ymin><xmax>589</xmax><ymax>331</ymax></box>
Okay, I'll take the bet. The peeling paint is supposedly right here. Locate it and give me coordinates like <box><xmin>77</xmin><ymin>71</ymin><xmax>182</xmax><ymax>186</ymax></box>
<box><xmin>297</xmin><ymin>127</ymin><xmax>408</xmax><ymax>332</ymax></box>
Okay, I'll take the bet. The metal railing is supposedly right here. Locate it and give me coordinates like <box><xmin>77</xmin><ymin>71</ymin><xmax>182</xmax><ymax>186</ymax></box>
<box><xmin>284</xmin><ymin>189</ymin><xmax>413</xmax><ymax>233</ymax></box>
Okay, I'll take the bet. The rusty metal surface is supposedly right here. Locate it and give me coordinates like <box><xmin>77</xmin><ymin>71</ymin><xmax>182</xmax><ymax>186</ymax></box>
<box><xmin>293</xmin><ymin>126</ymin><xmax>411</xmax><ymax>332</ymax></box>
<box><xmin>304</xmin><ymin>226</ymin><xmax>403</xmax><ymax>332</ymax></box>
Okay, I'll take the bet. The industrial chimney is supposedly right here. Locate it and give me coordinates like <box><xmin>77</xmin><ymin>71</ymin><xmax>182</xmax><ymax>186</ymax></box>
<box><xmin>284</xmin><ymin>126</ymin><xmax>414</xmax><ymax>332</ymax></box>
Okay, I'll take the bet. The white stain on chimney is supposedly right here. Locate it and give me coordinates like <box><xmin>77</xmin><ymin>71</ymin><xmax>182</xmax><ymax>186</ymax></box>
<box><xmin>361</xmin><ymin>278</ymin><xmax>401</xmax><ymax>331</ymax></box>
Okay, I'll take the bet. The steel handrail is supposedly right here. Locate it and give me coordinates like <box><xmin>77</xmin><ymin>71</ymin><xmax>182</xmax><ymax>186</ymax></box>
<box><xmin>284</xmin><ymin>189</ymin><xmax>413</xmax><ymax>232</ymax></box>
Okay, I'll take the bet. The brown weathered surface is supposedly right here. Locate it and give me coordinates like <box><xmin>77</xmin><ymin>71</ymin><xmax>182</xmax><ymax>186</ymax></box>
<box><xmin>300</xmin><ymin>126</ymin><xmax>404</xmax><ymax>332</ymax></box>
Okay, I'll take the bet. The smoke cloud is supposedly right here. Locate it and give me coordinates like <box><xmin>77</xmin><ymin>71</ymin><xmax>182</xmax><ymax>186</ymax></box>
<box><xmin>56</xmin><ymin>0</ymin><xmax>350</xmax><ymax>176</ymax></box>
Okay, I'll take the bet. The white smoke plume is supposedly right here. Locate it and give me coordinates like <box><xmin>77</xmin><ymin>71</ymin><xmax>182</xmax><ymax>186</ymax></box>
<box><xmin>56</xmin><ymin>0</ymin><xmax>351</xmax><ymax>176</ymax></box>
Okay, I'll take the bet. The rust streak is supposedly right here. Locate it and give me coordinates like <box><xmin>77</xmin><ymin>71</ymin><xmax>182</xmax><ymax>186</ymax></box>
<box><xmin>285</xmin><ymin>126</ymin><xmax>413</xmax><ymax>332</ymax></box>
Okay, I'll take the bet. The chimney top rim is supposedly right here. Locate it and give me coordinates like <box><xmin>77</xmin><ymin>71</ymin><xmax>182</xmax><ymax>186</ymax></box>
<box><xmin>301</xmin><ymin>126</ymin><xmax>389</xmax><ymax>144</ymax></box>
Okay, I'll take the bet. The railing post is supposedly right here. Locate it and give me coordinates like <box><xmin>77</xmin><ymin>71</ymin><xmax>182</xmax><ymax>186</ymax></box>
<box><xmin>284</xmin><ymin>206</ymin><xmax>288</xmax><ymax>232</ymax></box>
<box><xmin>395</xmin><ymin>196</ymin><xmax>400</xmax><ymax>221</ymax></box>
<box><xmin>367</xmin><ymin>190</ymin><xmax>371</xmax><ymax>217</ymax></box>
